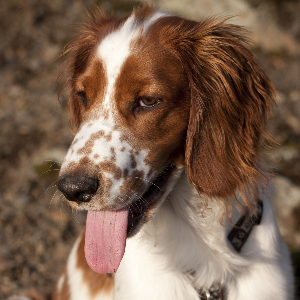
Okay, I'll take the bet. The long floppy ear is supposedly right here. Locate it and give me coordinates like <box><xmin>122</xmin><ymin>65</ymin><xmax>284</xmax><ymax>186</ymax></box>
<box><xmin>165</xmin><ymin>17</ymin><xmax>275</xmax><ymax>206</ymax></box>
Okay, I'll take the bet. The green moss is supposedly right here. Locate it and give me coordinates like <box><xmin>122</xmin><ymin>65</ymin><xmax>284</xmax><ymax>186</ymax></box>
<box><xmin>34</xmin><ymin>161</ymin><xmax>60</xmax><ymax>183</ymax></box>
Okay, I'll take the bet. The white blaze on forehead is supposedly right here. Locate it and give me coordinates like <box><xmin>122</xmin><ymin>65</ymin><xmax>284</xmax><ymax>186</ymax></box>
<box><xmin>96</xmin><ymin>14</ymin><xmax>140</xmax><ymax>109</ymax></box>
<box><xmin>96</xmin><ymin>10</ymin><xmax>169</xmax><ymax>109</ymax></box>
<box><xmin>142</xmin><ymin>11</ymin><xmax>170</xmax><ymax>34</ymax></box>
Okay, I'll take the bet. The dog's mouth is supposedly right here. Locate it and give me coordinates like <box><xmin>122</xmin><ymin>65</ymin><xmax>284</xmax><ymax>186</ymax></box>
<box><xmin>84</xmin><ymin>164</ymin><xmax>175</xmax><ymax>274</ymax></box>
<box><xmin>127</xmin><ymin>163</ymin><xmax>175</xmax><ymax>237</ymax></box>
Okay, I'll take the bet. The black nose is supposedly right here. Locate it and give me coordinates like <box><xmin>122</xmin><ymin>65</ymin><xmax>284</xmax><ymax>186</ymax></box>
<box><xmin>58</xmin><ymin>175</ymin><xmax>99</xmax><ymax>203</ymax></box>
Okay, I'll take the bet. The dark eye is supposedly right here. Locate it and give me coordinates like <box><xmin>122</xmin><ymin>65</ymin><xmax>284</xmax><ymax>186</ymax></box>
<box><xmin>138</xmin><ymin>96</ymin><xmax>159</xmax><ymax>108</ymax></box>
<box><xmin>77</xmin><ymin>91</ymin><xmax>88</xmax><ymax>105</ymax></box>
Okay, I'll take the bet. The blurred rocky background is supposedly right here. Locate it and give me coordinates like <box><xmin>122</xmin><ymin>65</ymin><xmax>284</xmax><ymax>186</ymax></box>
<box><xmin>0</xmin><ymin>0</ymin><xmax>299</xmax><ymax>298</ymax></box>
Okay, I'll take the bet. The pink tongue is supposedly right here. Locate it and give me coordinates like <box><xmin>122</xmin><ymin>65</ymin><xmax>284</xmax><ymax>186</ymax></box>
<box><xmin>85</xmin><ymin>208</ymin><xmax>129</xmax><ymax>274</ymax></box>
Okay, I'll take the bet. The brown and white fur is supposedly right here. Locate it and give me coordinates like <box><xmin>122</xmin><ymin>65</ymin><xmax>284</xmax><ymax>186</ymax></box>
<box><xmin>35</xmin><ymin>5</ymin><xmax>295</xmax><ymax>300</ymax></box>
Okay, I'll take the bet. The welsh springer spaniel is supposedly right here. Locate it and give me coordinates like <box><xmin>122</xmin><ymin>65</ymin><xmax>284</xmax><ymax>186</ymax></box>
<box><xmin>17</xmin><ymin>5</ymin><xmax>296</xmax><ymax>300</ymax></box>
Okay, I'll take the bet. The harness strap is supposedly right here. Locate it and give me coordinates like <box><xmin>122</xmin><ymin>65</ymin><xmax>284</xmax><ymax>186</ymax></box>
<box><xmin>196</xmin><ymin>199</ymin><xmax>263</xmax><ymax>300</ymax></box>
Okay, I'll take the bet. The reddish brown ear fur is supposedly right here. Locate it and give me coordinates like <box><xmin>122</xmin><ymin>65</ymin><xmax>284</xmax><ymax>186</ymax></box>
<box><xmin>161</xmin><ymin>17</ymin><xmax>275</xmax><ymax>206</ymax></box>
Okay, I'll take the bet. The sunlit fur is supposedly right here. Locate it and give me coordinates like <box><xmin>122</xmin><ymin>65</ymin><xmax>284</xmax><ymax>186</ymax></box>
<box><xmin>116</xmin><ymin>174</ymin><xmax>294</xmax><ymax>300</ymax></box>
<box><xmin>50</xmin><ymin>5</ymin><xmax>295</xmax><ymax>300</ymax></box>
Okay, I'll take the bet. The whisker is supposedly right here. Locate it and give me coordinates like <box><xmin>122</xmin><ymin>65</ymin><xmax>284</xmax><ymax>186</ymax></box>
<box><xmin>72</xmin><ymin>206</ymin><xmax>82</xmax><ymax>225</ymax></box>
<box><xmin>59</xmin><ymin>197</ymin><xmax>65</xmax><ymax>225</ymax></box>
<box><xmin>124</xmin><ymin>187</ymin><xmax>149</xmax><ymax>210</ymax></box>
<box><xmin>58</xmin><ymin>194</ymin><xmax>84</xmax><ymax>225</ymax></box>
<box><xmin>49</xmin><ymin>189</ymin><xmax>61</xmax><ymax>209</ymax></box>
<box><xmin>36</xmin><ymin>169</ymin><xmax>61</xmax><ymax>180</ymax></box>
<box><xmin>69</xmin><ymin>203</ymin><xmax>81</xmax><ymax>224</ymax></box>
<box><xmin>45</xmin><ymin>180</ymin><xmax>59</xmax><ymax>193</ymax></box>
<box><xmin>34</xmin><ymin>159</ymin><xmax>62</xmax><ymax>166</ymax></box>
<box><xmin>39</xmin><ymin>179</ymin><xmax>59</xmax><ymax>204</ymax></box>
<box><xmin>134</xmin><ymin>176</ymin><xmax>161</xmax><ymax>190</ymax></box>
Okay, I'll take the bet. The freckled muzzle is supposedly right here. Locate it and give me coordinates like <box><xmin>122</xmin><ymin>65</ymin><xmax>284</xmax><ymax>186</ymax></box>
<box><xmin>58</xmin><ymin>163</ymin><xmax>176</xmax><ymax>274</ymax></box>
<box><xmin>58</xmin><ymin>163</ymin><xmax>175</xmax><ymax>235</ymax></box>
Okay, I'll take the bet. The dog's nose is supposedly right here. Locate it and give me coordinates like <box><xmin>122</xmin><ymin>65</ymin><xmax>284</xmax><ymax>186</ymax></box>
<box><xmin>58</xmin><ymin>175</ymin><xmax>99</xmax><ymax>203</ymax></box>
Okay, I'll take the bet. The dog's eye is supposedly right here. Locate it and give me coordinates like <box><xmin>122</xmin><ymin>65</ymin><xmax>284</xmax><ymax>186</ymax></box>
<box><xmin>77</xmin><ymin>91</ymin><xmax>88</xmax><ymax>105</ymax></box>
<box><xmin>139</xmin><ymin>96</ymin><xmax>159</xmax><ymax>108</ymax></box>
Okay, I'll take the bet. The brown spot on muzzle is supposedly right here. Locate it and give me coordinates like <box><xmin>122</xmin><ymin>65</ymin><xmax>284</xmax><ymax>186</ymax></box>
<box><xmin>64</xmin><ymin>157</ymin><xmax>97</xmax><ymax>175</ymax></box>
<box><xmin>130</xmin><ymin>152</ymin><xmax>137</xmax><ymax>169</ymax></box>
<box><xmin>77</xmin><ymin>130</ymin><xmax>105</xmax><ymax>156</ymax></box>
<box><xmin>105</xmin><ymin>132</ymin><xmax>112</xmax><ymax>141</ymax></box>
<box><xmin>110</xmin><ymin>147</ymin><xmax>116</xmax><ymax>162</ymax></box>
<box><xmin>97</xmin><ymin>160</ymin><xmax>122</xmax><ymax>180</ymax></box>
<box><xmin>123</xmin><ymin>168</ymin><xmax>129</xmax><ymax>177</ymax></box>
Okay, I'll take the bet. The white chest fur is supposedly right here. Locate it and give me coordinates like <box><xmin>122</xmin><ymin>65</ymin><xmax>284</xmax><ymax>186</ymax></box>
<box><xmin>114</xmin><ymin>174</ymin><xmax>294</xmax><ymax>300</ymax></box>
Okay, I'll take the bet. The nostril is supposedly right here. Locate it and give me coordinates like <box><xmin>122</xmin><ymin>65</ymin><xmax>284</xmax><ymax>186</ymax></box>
<box><xmin>76</xmin><ymin>191</ymin><xmax>93</xmax><ymax>203</ymax></box>
<box><xmin>58</xmin><ymin>175</ymin><xmax>99</xmax><ymax>203</ymax></box>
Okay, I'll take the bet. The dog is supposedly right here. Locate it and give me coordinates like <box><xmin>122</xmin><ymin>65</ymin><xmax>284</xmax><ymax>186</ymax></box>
<box><xmin>39</xmin><ymin>5</ymin><xmax>295</xmax><ymax>300</ymax></box>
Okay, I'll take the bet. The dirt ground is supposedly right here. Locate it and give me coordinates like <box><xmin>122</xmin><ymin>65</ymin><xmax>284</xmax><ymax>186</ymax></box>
<box><xmin>0</xmin><ymin>0</ymin><xmax>300</xmax><ymax>298</ymax></box>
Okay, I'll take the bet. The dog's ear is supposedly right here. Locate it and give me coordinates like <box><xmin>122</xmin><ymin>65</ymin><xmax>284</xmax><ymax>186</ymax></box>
<box><xmin>165</xmin><ymin>17</ymin><xmax>275</xmax><ymax>205</ymax></box>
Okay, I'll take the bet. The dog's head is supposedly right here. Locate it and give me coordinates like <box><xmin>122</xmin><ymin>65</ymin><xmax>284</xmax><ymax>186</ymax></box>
<box><xmin>58</xmin><ymin>6</ymin><xmax>274</xmax><ymax>273</ymax></box>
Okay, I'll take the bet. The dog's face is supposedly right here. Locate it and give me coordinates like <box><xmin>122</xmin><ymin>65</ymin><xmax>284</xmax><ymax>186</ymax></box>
<box><xmin>59</xmin><ymin>13</ymin><xmax>191</xmax><ymax>230</ymax></box>
<box><xmin>58</xmin><ymin>6</ymin><xmax>274</xmax><ymax>274</ymax></box>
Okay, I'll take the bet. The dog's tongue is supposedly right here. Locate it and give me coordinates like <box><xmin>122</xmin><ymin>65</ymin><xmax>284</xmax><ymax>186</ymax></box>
<box><xmin>85</xmin><ymin>208</ymin><xmax>129</xmax><ymax>274</ymax></box>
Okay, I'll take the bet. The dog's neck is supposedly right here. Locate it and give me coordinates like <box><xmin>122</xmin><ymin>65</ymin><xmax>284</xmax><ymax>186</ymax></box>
<box><xmin>115</xmin><ymin>173</ymin><xmax>249</xmax><ymax>298</ymax></box>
